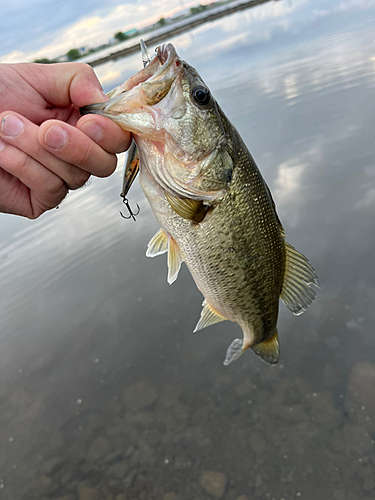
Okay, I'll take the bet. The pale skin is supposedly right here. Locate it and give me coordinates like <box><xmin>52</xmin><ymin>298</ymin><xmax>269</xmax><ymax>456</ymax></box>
<box><xmin>0</xmin><ymin>62</ymin><xmax>131</xmax><ymax>219</ymax></box>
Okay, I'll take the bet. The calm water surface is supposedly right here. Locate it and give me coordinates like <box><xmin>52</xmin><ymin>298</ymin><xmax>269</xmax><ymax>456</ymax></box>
<box><xmin>1</xmin><ymin>0</ymin><xmax>375</xmax><ymax>498</ymax></box>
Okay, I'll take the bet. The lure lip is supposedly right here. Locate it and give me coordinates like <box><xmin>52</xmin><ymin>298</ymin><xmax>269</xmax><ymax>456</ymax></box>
<box><xmin>140</xmin><ymin>39</ymin><xmax>151</xmax><ymax>68</ymax></box>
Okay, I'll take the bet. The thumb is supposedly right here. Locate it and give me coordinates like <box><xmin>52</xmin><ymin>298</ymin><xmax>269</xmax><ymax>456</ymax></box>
<box><xmin>28</xmin><ymin>62</ymin><xmax>109</xmax><ymax>108</ymax></box>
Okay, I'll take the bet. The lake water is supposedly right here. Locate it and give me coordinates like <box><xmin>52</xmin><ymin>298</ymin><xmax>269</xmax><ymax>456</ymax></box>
<box><xmin>1</xmin><ymin>0</ymin><xmax>375</xmax><ymax>499</ymax></box>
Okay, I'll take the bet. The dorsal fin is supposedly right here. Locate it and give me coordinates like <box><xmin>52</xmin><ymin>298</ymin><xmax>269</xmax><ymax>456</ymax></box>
<box><xmin>165</xmin><ymin>192</ymin><xmax>207</xmax><ymax>223</ymax></box>
<box><xmin>252</xmin><ymin>330</ymin><xmax>280</xmax><ymax>364</ymax></box>
<box><xmin>146</xmin><ymin>228</ymin><xmax>168</xmax><ymax>258</ymax></box>
<box><xmin>193</xmin><ymin>300</ymin><xmax>227</xmax><ymax>332</ymax></box>
<box><xmin>167</xmin><ymin>235</ymin><xmax>183</xmax><ymax>285</ymax></box>
<box><xmin>280</xmin><ymin>242</ymin><xmax>319</xmax><ymax>316</ymax></box>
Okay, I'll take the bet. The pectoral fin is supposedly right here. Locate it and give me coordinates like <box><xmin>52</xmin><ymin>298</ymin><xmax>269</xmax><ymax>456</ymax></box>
<box><xmin>146</xmin><ymin>228</ymin><xmax>168</xmax><ymax>258</ymax></box>
<box><xmin>165</xmin><ymin>192</ymin><xmax>207</xmax><ymax>223</ymax></box>
<box><xmin>193</xmin><ymin>301</ymin><xmax>227</xmax><ymax>332</ymax></box>
<box><xmin>167</xmin><ymin>236</ymin><xmax>183</xmax><ymax>285</ymax></box>
<box><xmin>252</xmin><ymin>330</ymin><xmax>280</xmax><ymax>364</ymax></box>
<box><xmin>281</xmin><ymin>242</ymin><xmax>320</xmax><ymax>316</ymax></box>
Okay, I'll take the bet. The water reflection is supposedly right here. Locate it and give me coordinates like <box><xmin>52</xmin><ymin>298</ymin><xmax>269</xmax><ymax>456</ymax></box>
<box><xmin>1</xmin><ymin>0</ymin><xmax>375</xmax><ymax>499</ymax></box>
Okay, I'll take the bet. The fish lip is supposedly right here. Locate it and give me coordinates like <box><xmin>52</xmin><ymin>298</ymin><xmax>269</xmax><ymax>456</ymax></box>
<box><xmin>148</xmin><ymin>43</ymin><xmax>179</xmax><ymax>84</ymax></box>
<box><xmin>79</xmin><ymin>43</ymin><xmax>179</xmax><ymax>117</ymax></box>
<box><xmin>156</xmin><ymin>43</ymin><xmax>173</xmax><ymax>65</ymax></box>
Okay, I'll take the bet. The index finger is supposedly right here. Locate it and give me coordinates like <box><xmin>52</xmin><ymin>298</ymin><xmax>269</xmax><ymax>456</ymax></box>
<box><xmin>76</xmin><ymin>114</ymin><xmax>132</xmax><ymax>154</ymax></box>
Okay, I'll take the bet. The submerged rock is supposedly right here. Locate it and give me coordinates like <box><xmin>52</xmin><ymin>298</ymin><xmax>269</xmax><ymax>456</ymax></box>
<box><xmin>200</xmin><ymin>471</ymin><xmax>226</xmax><ymax>498</ymax></box>
<box><xmin>78</xmin><ymin>483</ymin><xmax>100</xmax><ymax>500</ymax></box>
<box><xmin>163</xmin><ymin>493</ymin><xmax>176</xmax><ymax>500</ymax></box>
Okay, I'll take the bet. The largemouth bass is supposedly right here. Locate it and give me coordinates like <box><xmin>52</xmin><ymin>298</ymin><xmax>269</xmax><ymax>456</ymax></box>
<box><xmin>81</xmin><ymin>43</ymin><xmax>319</xmax><ymax>365</ymax></box>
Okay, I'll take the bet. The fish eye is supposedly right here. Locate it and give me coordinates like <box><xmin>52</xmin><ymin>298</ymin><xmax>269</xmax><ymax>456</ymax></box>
<box><xmin>192</xmin><ymin>86</ymin><xmax>211</xmax><ymax>107</ymax></box>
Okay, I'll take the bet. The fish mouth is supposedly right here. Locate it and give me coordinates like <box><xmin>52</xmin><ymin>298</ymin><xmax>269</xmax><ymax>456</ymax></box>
<box><xmin>80</xmin><ymin>43</ymin><xmax>181</xmax><ymax>118</ymax></box>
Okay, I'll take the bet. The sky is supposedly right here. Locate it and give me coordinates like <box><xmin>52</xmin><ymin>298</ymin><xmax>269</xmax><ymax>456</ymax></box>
<box><xmin>2</xmin><ymin>0</ymin><xmax>375</xmax><ymax>64</ymax></box>
<box><xmin>0</xmin><ymin>0</ymin><xmax>205</xmax><ymax>63</ymax></box>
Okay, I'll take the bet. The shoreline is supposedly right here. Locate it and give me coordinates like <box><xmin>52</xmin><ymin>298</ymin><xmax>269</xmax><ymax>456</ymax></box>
<box><xmin>88</xmin><ymin>0</ymin><xmax>275</xmax><ymax>67</ymax></box>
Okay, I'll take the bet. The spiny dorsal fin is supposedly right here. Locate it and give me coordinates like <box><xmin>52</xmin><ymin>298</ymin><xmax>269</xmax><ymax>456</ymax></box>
<box><xmin>280</xmin><ymin>242</ymin><xmax>320</xmax><ymax>316</ymax></box>
<box><xmin>167</xmin><ymin>235</ymin><xmax>183</xmax><ymax>285</ymax></box>
<box><xmin>252</xmin><ymin>330</ymin><xmax>280</xmax><ymax>364</ymax></box>
<box><xmin>146</xmin><ymin>228</ymin><xmax>168</xmax><ymax>258</ymax></box>
<box><xmin>165</xmin><ymin>192</ymin><xmax>207</xmax><ymax>223</ymax></box>
<box><xmin>193</xmin><ymin>300</ymin><xmax>227</xmax><ymax>332</ymax></box>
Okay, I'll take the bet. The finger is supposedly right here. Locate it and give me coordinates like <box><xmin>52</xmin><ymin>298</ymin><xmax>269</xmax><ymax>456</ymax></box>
<box><xmin>0</xmin><ymin>138</ymin><xmax>67</xmax><ymax>218</ymax></box>
<box><xmin>19</xmin><ymin>62</ymin><xmax>108</xmax><ymax>108</ymax></box>
<box><xmin>0</xmin><ymin>112</ymin><xmax>91</xmax><ymax>189</ymax></box>
<box><xmin>76</xmin><ymin>114</ymin><xmax>132</xmax><ymax>154</ymax></box>
<box><xmin>39</xmin><ymin>119</ymin><xmax>118</xmax><ymax>178</ymax></box>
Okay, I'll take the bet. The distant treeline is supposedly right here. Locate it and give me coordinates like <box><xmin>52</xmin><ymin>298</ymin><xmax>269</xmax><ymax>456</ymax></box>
<box><xmin>33</xmin><ymin>4</ymin><xmax>210</xmax><ymax>64</ymax></box>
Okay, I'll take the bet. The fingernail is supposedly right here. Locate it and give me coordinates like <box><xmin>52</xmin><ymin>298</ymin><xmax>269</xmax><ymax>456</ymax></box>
<box><xmin>92</xmin><ymin>89</ymin><xmax>109</xmax><ymax>103</ymax></box>
<box><xmin>0</xmin><ymin>138</ymin><xmax>6</xmax><ymax>152</ymax></box>
<box><xmin>1</xmin><ymin>114</ymin><xmax>24</xmax><ymax>138</ymax></box>
<box><xmin>44</xmin><ymin>125</ymin><xmax>68</xmax><ymax>150</ymax></box>
<box><xmin>81</xmin><ymin>121</ymin><xmax>103</xmax><ymax>143</ymax></box>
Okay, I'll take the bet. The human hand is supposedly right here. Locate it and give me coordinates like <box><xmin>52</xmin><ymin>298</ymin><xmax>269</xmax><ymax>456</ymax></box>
<box><xmin>0</xmin><ymin>62</ymin><xmax>131</xmax><ymax>218</ymax></box>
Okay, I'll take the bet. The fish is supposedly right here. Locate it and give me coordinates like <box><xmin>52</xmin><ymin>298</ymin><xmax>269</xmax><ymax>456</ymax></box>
<box><xmin>80</xmin><ymin>42</ymin><xmax>319</xmax><ymax>365</ymax></box>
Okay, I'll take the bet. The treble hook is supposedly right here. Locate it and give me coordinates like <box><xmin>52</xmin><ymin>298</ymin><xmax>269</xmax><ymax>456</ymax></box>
<box><xmin>119</xmin><ymin>194</ymin><xmax>140</xmax><ymax>221</ymax></box>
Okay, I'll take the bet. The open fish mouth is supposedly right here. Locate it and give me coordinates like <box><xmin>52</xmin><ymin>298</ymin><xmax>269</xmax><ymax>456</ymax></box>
<box><xmin>80</xmin><ymin>43</ymin><xmax>182</xmax><ymax>117</ymax></box>
<box><xmin>80</xmin><ymin>41</ymin><xmax>226</xmax><ymax>204</ymax></box>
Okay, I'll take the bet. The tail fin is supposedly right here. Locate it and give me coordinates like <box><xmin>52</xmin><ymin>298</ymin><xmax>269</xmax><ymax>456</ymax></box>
<box><xmin>252</xmin><ymin>330</ymin><xmax>280</xmax><ymax>364</ymax></box>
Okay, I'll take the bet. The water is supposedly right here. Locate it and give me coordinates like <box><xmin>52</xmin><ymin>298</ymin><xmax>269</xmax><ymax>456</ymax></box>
<box><xmin>1</xmin><ymin>0</ymin><xmax>375</xmax><ymax>498</ymax></box>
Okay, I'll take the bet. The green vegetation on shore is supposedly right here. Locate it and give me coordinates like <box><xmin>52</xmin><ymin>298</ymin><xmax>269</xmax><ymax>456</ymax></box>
<box><xmin>32</xmin><ymin>2</ymin><xmax>217</xmax><ymax>64</ymax></box>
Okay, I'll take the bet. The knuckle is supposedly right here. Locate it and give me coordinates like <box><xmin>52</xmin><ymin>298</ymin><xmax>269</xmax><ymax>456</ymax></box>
<box><xmin>81</xmin><ymin>63</ymin><xmax>96</xmax><ymax>77</ymax></box>
<box><xmin>73</xmin><ymin>63</ymin><xmax>97</xmax><ymax>82</ymax></box>
<box><xmin>76</xmin><ymin>141</ymin><xmax>93</xmax><ymax>168</ymax></box>
<box><xmin>69</xmin><ymin>169</ymin><xmax>90</xmax><ymax>190</ymax></box>
<box><xmin>40</xmin><ymin>175</ymin><xmax>66</xmax><ymax>198</ymax></box>
<box><xmin>96</xmin><ymin>154</ymin><xmax>117</xmax><ymax>178</ymax></box>
<box><xmin>29</xmin><ymin>187</ymin><xmax>68</xmax><ymax>219</ymax></box>
<box><xmin>16</xmin><ymin>153</ymin><xmax>35</xmax><ymax>176</ymax></box>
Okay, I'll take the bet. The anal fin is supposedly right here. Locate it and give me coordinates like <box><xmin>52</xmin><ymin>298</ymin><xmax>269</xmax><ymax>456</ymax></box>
<box><xmin>193</xmin><ymin>300</ymin><xmax>227</xmax><ymax>332</ymax></box>
<box><xmin>223</xmin><ymin>338</ymin><xmax>245</xmax><ymax>366</ymax></box>
<box><xmin>146</xmin><ymin>228</ymin><xmax>168</xmax><ymax>258</ymax></box>
<box><xmin>281</xmin><ymin>242</ymin><xmax>320</xmax><ymax>316</ymax></box>
<box><xmin>252</xmin><ymin>330</ymin><xmax>280</xmax><ymax>364</ymax></box>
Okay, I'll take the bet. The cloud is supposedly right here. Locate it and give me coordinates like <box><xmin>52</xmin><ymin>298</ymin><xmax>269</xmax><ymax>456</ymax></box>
<box><xmin>0</xmin><ymin>0</ymin><xmax>199</xmax><ymax>63</ymax></box>
<box><xmin>355</xmin><ymin>188</ymin><xmax>375</xmax><ymax>209</ymax></box>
